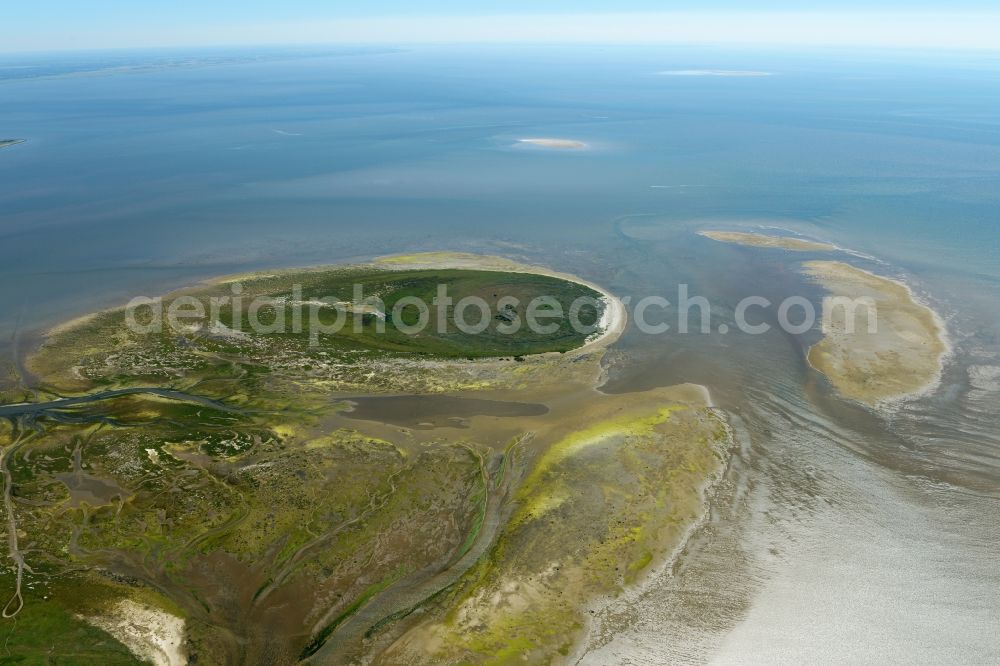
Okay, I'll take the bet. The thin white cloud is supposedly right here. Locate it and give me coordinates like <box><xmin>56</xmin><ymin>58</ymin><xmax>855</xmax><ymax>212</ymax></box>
<box><xmin>4</xmin><ymin>11</ymin><xmax>1000</xmax><ymax>52</ymax></box>
<box><xmin>658</xmin><ymin>70</ymin><xmax>774</xmax><ymax>77</ymax></box>
<box><xmin>302</xmin><ymin>12</ymin><xmax>999</xmax><ymax>49</ymax></box>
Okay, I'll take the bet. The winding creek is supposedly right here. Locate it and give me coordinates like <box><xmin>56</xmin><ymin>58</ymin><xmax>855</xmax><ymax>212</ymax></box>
<box><xmin>0</xmin><ymin>388</ymin><xmax>242</xmax><ymax>419</ymax></box>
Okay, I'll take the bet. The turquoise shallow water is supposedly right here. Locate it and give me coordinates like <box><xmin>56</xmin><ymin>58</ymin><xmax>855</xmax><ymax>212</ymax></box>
<box><xmin>1</xmin><ymin>45</ymin><xmax>998</xmax><ymax>661</ymax></box>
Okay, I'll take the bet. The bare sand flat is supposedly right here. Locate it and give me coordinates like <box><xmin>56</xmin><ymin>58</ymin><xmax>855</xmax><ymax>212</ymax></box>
<box><xmin>82</xmin><ymin>600</ymin><xmax>186</xmax><ymax>666</ymax></box>
<box><xmin>701</xmin><ymin>230</ymin><xmax>837</xmax><ymax>252</ymax></box>
<box><xmin>803</xmin><ymin>260</ymin><xmax>948</xmax><ymax>406</ymax></box>
<box><xmin>516</xmin><ymin>137</ymin><xmax>588</xmax><ymax>150</ymax></box>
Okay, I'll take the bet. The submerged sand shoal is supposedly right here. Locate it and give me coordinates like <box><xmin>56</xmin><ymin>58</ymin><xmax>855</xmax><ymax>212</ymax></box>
<box><xmin>516</xmin><ymin>138</ymin><xmax>588</xmax><ymax>150</ymax></box>
<box><xmin>698</xmin><ymin>232</ymin><xmax>945</xmax><ymax>405</ymax></box>
<box><xmin>700</xmin><ymin>230</ymin><xmax>837</xmax><ymax>252</ymax></box>
<box><xmin>803</xmin><ymin>260</ymin><xmax>948</xmax><ymax>406</ymax></box>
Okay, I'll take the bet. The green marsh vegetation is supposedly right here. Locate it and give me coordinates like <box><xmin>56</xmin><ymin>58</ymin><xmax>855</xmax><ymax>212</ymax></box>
<box><xmin>1</xmin><ymin>260</ymin><xmax>728</xmax><ymax>664</ymax></box>
<box><xmin>29</xmin><ymin>267</ymin><xmax>603</xmax><ymax>396</ymax></box>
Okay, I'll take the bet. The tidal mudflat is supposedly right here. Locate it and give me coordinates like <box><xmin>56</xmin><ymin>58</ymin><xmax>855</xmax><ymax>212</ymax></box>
<box><xmin>1</xmin><ymin>252</ymin><xmax>729</xmax><ymax>664</ymax></box>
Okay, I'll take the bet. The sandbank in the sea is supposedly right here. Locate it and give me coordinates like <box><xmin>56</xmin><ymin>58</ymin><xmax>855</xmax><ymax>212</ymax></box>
<box><xmin>516</xmin><ymin>137</ymin><xmax>588</xmax><ymax>150</ymax></box>
<box><xmin>803</xmin><ymin>260</ymin><xmax>949</xmax><ymax>406</ymax></box>
<box><xmin>700</xmin><ymin>230</ymin><xmax>837</xmax><ymax>252</ymax></box>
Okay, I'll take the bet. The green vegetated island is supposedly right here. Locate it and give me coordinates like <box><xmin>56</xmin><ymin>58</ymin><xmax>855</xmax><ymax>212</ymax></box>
<box><xmin>0</xmin><ymin>253</ymin><xmax>729</xmax><ymax>665</ymax></box>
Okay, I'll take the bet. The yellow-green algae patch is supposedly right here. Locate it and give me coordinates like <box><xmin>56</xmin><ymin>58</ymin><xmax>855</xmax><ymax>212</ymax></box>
<box><xmin>380</xmin><ymin>395</ymin><xmax>729</xmax><ymax>665</ymax></box>
<box><xmin>510</xmin><ymin>406</ymin><xmax>683</xmax><ymax>525</ymax></box>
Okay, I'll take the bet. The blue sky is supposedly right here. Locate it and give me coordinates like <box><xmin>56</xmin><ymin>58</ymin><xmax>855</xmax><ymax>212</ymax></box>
<box><xmin>6</xmin><ymin>1</ymin><xmax>1000</xmax><ymax>52</ymax></box>
<box><xmin>10</xmin><ymin>0</ymin><xmax>1000</xmax><ymax>20</ymax></box>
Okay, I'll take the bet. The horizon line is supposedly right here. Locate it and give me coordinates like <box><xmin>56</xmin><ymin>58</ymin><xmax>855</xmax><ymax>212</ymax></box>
<box><xmin>4</xmin><ymin>11</ymin><xmax>1000</xmax><ymax>54</ymax></box>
